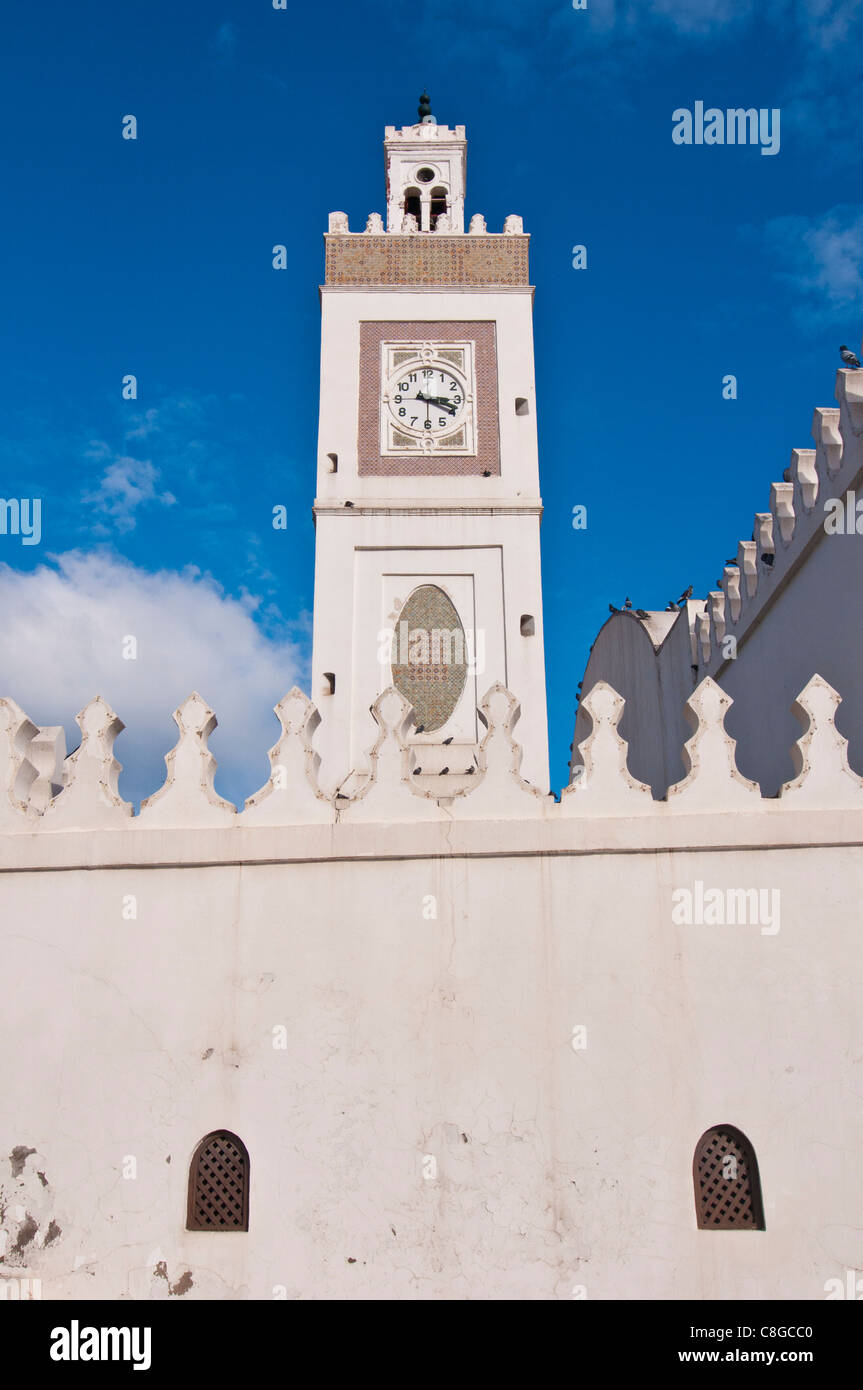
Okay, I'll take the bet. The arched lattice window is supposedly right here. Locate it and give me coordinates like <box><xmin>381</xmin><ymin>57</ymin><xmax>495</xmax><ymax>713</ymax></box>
<box><xmin>187</xmin><ymin>1130</ymin><xmax>249</xmax><ymax>1231</ymax></box>
<box><xmin>693</xmin><ymin>1124</ymin><xmax>764</xmax><ymax>1230</ymax></box>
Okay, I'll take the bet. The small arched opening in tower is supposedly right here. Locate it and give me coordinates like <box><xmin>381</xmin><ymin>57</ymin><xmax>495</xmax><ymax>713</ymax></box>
<box><xmin>430</xmin><ymin>188</ymin><xmax>449</xmax><ymax>230</ymax></box>
<box><xmin>404</xmin><ymin>188</ymin><xmax>421</xmax><ymax>224</ymax></box>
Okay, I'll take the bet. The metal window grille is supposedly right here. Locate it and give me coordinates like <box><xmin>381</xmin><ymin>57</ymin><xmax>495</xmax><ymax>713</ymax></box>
<box><xmin>187</xmin><ymin>1131</ymin><xmax>249</xmax><ymax>1231</ymax></box>
<box><xmin>693</xmin><ymin>1125</ymin><xmax>764</xmax><ymax>1230</ymax></box>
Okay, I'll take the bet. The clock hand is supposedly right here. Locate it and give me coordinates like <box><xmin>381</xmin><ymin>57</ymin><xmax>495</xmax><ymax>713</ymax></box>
<box><xmin>415</xmin><ymin>390</ymin><xmax>456</xmax><ymax>416</ymax></box>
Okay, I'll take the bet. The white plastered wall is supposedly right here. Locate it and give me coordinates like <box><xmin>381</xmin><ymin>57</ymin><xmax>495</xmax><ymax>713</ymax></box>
<box><xmin>2</xmin><ymin>836</ymin><xmax>862</xmax><ymax>1301</ymax></box>
<box><xmin>311</xmin><ymin>287</ymin><xmax>548</xmax><ymax>791</ymax></box>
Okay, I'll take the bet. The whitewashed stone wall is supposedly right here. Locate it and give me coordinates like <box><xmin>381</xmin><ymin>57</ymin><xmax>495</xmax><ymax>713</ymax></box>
<box><xmin>2</xmin><ymin>676</ymin><xmax>862</xmax><ymax>1299</ymax></box>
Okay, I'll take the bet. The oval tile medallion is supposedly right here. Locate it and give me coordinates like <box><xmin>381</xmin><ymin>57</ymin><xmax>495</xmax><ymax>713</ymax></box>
<box><xmin>391</xmin><ymin>585</ymin><xmax>468</xmax><ymax>732</ymax></box>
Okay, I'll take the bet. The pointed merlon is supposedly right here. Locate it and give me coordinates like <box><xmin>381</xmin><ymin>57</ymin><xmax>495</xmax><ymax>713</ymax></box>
<box><xmin>0</xmin><ymin>697</ymin><xmax>39</xmax><ymax>827</ymax></box>
<box><xmin>561</xmin><ymin>681</ymin><xmax>652</xmax><ymax>816</ymax></box>
<box><xmin>812</xmin><ymin>407</ymin><xmax>843</xmax><ymax>478</ymax></box>
<box><xmin>452</xmin><ymin>684</ymin><xmax>547</xmax><ymax>818</ymax></box>
<box><xmin>780</xmin><ymin>674</ymin><xmax>863</xmax><ymax>805</ymax></box>
<box><xmin>666</xmin><ymin>678</ymin><xmax>761</xmax><ymax>810</ymax></box>
<box><xmin>338</xmin><ymin>688</ymin><xmax>443</xmax><ymax>822</ymax></box>
<box><xmin>770</xmin><ymin>482</ymin><xmax>796</xmax><ymax>546</ymax></box>
<box><xmin>242</xmin><ymin>688</ymin><xmax>332</xmax><ymax>824</ymax></box>
<box><xmin>139</xmin><ymin>692</ymin><xmax>236</xmax><ymax>826</ymax></box>
<box><xmin>43</xmin><ymin>696</ymin><xmax>132</xmax><ymax>827</ymax></box>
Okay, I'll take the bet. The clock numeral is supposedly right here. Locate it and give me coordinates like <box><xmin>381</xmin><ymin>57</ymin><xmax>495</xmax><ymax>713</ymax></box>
<box><xmin>399</xmin><ymin>381</ymin><xmax>409</xmax><ymax>392</ymax></box>
<box><xmin>398</xmin><ymin>407</ymin><xmax>406</xmax><ymax>417</ymax></box>
<box><xmin>408</xmin><ymin>373</ymin><xmax>417</xmax><ymax>382</ymax></box>
<box><xmin>449</xmin><ymin>379</ymin><xmax>458</xmax><ymax>390</ymax></box>
<box><xmin>394</xmin><ymin>394</ymin><xmax>402</xmax><ymax>403</ymax></box>
<box><xmin>424</xmin><ymin>420</ymin><xmax>432</xmax><ymax>430</ymax></box>
<box><xmin>410</xmin><ymin>416</ymin><xmax>418</xmax><ymax>425</ymax></box>
<box><xmin>423</xmin><ymin>368</ymin><xmax>433</xmax><ymax>378</ymax></box>
<box><xmin>439</xmin><ymin>417</ymin><xmax>447</xmax><ymax>427</ymax></box>
<box><xmin>452</xmin><ymin>396</ymin><xmax>462</xmax><ymax>405</ymax></box>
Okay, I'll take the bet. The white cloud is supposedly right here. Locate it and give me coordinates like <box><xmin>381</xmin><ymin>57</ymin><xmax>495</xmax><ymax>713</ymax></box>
<box><xmin>0</xmin><ymin>551</ymin><xmax>309</xmax><ymax>807</ymax></box>
<box><xmin>123</xmin><ymin>407</ymin><xmax>160</xmax><ymax>442</ymax></box>
<box><xmin>763</xmin><ymin>206</ymin><xmax>863</xmax><ymax>320</ymax></box>
<box><xmin>82</xmin><ymin>454</ymin><xmax>176</xmax><ymax>534</ymax></box>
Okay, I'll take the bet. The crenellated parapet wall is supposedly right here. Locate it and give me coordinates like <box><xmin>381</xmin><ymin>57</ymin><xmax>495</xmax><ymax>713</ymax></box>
<box><xmin>573</xmin><ymin>359</ymin><xmax>863</xmax><ymax>799</ymax></box>
<box><xmin>4</xmin><ymin>672</ymin><xmax>863</xmax><ymax>1303</ymax></box>
<box><xmin>2</xmin><ymin>676</ymin><xmax>862</xmax><ymax>855</ymax></box>
<box><xmin>694</xmin><ymin>366</ymin><xmax>863</xmax><ymax>677</ymax></box>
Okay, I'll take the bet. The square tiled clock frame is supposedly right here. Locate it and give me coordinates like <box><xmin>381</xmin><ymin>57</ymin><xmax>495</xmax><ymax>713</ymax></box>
<box><xmin>358</xmin><ymin>320</ymin><xmax>500</xmax><ymax>477</ymax></box>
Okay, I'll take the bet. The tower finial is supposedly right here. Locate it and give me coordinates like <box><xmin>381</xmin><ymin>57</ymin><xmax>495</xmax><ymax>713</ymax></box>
<box><xmin>418</xmin><ymin>90</ymin><xmax>433</xmax><ymax>123</ymax></box>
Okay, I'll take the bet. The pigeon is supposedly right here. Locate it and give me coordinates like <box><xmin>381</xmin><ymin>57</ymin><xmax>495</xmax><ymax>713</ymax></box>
<box><xmin>665</xmin><ymin>602</ymin><xmax>678</xmax><ymax>612</ymax></box>
<box><xmin>465</xmin><ymin>766</ymin><xmax>475</xmax><ymax>775</ymax></box>
<box><xmin>414</xmin><ymin>724</ymin><xmax>425</xmax><ymax>734</ymax></box>
<box><xmin>576</xmin><ymin>681</ymin><xmax>583</xmax><ymax>689</ymax></box>
<box><xmin>725</xmin><ymin>559</ymin><xmax>739</xmax><ymax>567</ymax></box>
<box><xmin>482</xmin><ymin>469</ymin><xmax>492</xmax><ymax>477</ymax></box>
<box><xmin>635</xmin><ymin>608</ymin><xmax>649</xmax><ymax>619</ymax></box>
<box><xmin>412</xmin><ymin>767</ymin><xmax>421</xmax><ymax>775</ymax></box>
<box><xmin>608</xmin><ymin>603</ymin><xmax>619</xmax><ymax>614</ymax></box>
<box><xmin>442</xmin><ymin>736</ymin><xmax>453</xmax><ymax>745</ymax></box>
<box><xmin>840</xmin><ymin>345</ymin><xmax>861</xmax><ymax>368</ymax></box>
<box><xmin>439</xmin><ymin>766</ymin><xmax>449</xmax><ymax>775</ymax></box>
<box><xmin>624</xmin><ymin>597</ymin><xmax>632</xmax><ymax>609</ymax></box>
<box><xmin>344</xmin><ymin>500</ymin><xmax>354</xmax><ymax>508</ymax></box>
<box><xmin>677</xmin><ymin>585</ymin><xmax>693</xmax><ymax>603</ymax></box>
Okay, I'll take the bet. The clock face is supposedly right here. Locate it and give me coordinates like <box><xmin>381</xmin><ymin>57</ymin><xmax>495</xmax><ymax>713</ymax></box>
<box><xmin>379</xmin><ymin>340</ymin><xmax>476</xmax><ymax>457</ymax></box>
<box><xmin>384</xmin><ymin>359</ymin><xmax>468</xmax><ymax>438</ymax></box>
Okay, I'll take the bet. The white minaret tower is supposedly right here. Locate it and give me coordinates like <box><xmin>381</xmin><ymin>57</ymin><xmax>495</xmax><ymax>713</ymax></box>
<box><xmin>311</xmin><ymin>95</ymin><xmax>549</xmax><ymax>794</ymax></box>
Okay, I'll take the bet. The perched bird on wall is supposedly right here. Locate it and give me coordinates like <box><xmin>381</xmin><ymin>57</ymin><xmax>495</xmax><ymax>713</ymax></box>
<box><xmin>624</xmin><ymin>597</ymin><xmax>632</xmax><ymax>609</ymax></box>
<box><xmin>665</xmin><ymin>602</ymin><xmax>679</xmax><ymax>612</ymax></box>
<box><xmin>414</xmin><ymin>724</ymin><xmax>425</xmax><ymax>733</ymax></box>
<box><xmin>412</xmin><ymin>766</ymin><xmax>422</xmax><ymax>775</ymax></box>
<box><xmin>439</xmin><ymin>766</ymin><xmax>449</xmax><ymax>775</ymax></box>
<box><xmin>609</xmin><ymin>603</ymin><xmax>619</xmax><ymax>613</ymax></box>
<box><xmin>442</xmin><ymin>736</ymin><xmax>453</xmax><ymax>744</ymax></box>
<box><xmin>636</xmin><ymin>608</ymin><xmax>649</xmax><ymax>619</ymax></box>
<box><xmin>677</xmin><ymin>585</ymin><xmax>693</xmax><ymax>603</ymax></box>
<box><xmin>465</xmin><ymin>766</ymin><xmax>475</xmax><ymax>775</ymax></box>
<box><xmin>840</xmin><ymin>345</ymin><xmax>861</xmax><ymax>368</ymax></box>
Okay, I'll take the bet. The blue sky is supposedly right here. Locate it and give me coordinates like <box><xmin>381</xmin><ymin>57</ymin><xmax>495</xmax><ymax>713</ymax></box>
<box><xmin>1</xmin><ymin>0</ymin><xmax>861</xmax><ymax>803</ymax></box>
